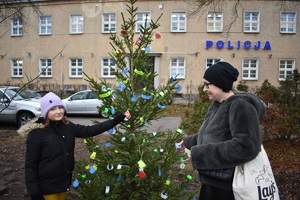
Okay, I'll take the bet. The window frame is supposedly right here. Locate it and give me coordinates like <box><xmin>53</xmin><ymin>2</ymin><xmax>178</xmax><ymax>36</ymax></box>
<box><xmin>135</xmin><ymin>11</ymin><xmax>151</xmax><ymax>33</ymax></box>
<box><xmin>280</xmin><ymin>11</ymin><xmax>297</xmax><ymax>34</ymax></box>
<box><xmin>243</xmin><ymin>11</ymin><xmax>260</xmax><ymax>33</ymax></box>
<box><xmin>102</xmin><ymin>13</ymin><xmax>116</xmax><ymax>33</ymax></box>
<box><xmin>101</xmin><ymin>57</ymin><xmax>116</xmax><ymax>78</ymax></box>
<box><xmin>278</xmin><ymin>59</ymin><xmax>295</xmax><ymax>81</ymax></box>
<box><xmin>69</xmin><ymin>58</ymin><xmax>83</xmax><ymax>78</ymax></box>
<box><xmin>207</xmin><ymin>11</ymin><xmax>223</xmax><ymax>32</ymax></box>
<box><xmin>39</xmin><ymin>16</ymin><xmax>52</xmax><ymax>35</ymax></box>
<box><xmin>10</xmin><ymin>59</ymin><xmax>23</xmax><ymax>78</ymax></box>
<box><xmin>69</xmin><ymin>14</ymin><xmax>84</xmax><ymax>34</ymax></box>
<box><xmin>170</xmin><ymin>57</ymin><xmax>186</xmax><ymax>79</ymax></box>
<box><xmin>11</xmin><ymin>18</ymin><xmax>23</xmax><ymax>36</ymax></box>
<box><xmin>171</xmin><ymin>11</ymin><xmax>187</xmax><ymax>32</ymax></box>
<box><xmin>205</xmin><ymin>58</ymin><xmax>223</xmax><ymax>69</ymax></box>
<box><xmin>39</xmin><ymin>58</ymin><xmax>52</xmax><ymax>78</ymax></box>
<box><xmin>242</xmin><ymin>58</ymin><xmax>259</xmax><ymax>80</ymax></box>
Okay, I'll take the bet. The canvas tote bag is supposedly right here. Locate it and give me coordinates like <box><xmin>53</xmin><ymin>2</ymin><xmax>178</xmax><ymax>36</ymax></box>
<box><xmin>232</xmin><ymin>145</ymin><xmax>280</xmax><ymax>200</ymax></box>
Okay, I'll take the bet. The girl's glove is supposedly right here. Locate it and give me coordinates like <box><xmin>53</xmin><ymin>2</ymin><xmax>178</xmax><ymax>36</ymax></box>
<box><xmin>112</xmin><ymin>114</ymin><xmax>126</xmax><ymax>124</ymax></box>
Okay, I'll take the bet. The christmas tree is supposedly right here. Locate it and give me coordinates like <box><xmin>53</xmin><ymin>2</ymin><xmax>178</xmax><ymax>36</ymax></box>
<box><xmin>72</xmin><ymin>0</ymin><xmax>197</xmax><ymax>199</ymax></box>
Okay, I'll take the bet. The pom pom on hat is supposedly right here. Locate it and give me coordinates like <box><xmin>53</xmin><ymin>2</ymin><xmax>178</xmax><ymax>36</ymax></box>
<box><xmin>203</xmin><ymin>62</ymin><xmax>239</xmax><ymax>92</ymax></box>
<box><xmin>40</xmin><ymin>92</ymin><xmax>65</xmax><ymax>118</ymax></box>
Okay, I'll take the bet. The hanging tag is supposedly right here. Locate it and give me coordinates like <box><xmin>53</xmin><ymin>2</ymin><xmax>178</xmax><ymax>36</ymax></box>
<box><xmin>117</xmin><ymin>164</ymin><xmax>122</xmax><ymax>169</ymax></box>
<box><xmin>158</xmin><ymin>169</ymin><xmax>162</xmax><ymax>177</ymax></box>
<box><xmin>160</xmin><ymin>192</ymin><xmax>168</xmax><ymax>199</ymax></box>
<box><xmin>105</xmin><ymin>186</ymin><xmax>110</xmax><ymax>194</ymax></box>
<box><xmin>175</xmin><ymin>143</ymin><xmax>182</xmax><ymax>149</ymax></box>
<box><xmin>185</xmin><ymin>148</ymin><xmax>191</xmax><ymax>154</ymax></box>
<box><xmin>138</xmin><ymin>160</ymin><xmax>146</xmax><ymax>169</ymax></box>
<box><xmin>165</xmin><ymin>180</ymin><xmax>170</xmax><ymax>185</ymax></box>
<box><xmin>180</xmin><ymin>163</ymin><xmax>185</xmax><ymax>169</ymax></box>
<box><xmin>107</xmin><ymin>164</ymin><xmax>114</xmax><ymax>170</ymax></box>
<box><xmin>90</xmin><ymin>152</ymin><xmax>96</xmax><ymax>159</ymax></box>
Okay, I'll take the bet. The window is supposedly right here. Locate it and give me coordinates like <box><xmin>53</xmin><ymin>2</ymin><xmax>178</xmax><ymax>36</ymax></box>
<box><xmin>102</xmin><ymin>58</ymin><xmax>116</xmax><ymax>78</ymax></box>
<box><xmin>136</xmin><ymin>12</ymin><xmax>151</xmax><ymax>32</ymax></box>
<box><xmin>244</xmin><ymin>11</ymin><xmax>260</xmax><ymax>33</ymax></box>
<box><xmin>10</xmin><ymin>59</ymin><xmax>23</xmax><ymax>77</ymax></box>
<box><xmin>11</xmin><ymin>18</ymin><xmax>23</xmax><ymax>36</ymax></box>
<box><xmin>102</xmin><ymin>13</ymin><xmax>116</xmax><ymax>33</ymax></box>
<box><xmin>278</xmin><ymin>59</ymin><xmax>295</xmax><ymax>81</ymax></box>
<box><xmin>69</xmin><ymin>58</ymin><xmax>83</xmax><ymax>78</ymax></box>
<box><xmin>171</xmin><ymin>11</ymin><xmax>187</xmax><ymax>32</ymax></box>
<box><xmin>280</xmin><ymin>12</ymin><xmax>297</xmax><ymax>33</ymax></box>
<box><xmin>206</xmin><ymin>58</ymin><xmax>222</xmax><ymax>69</ymax></box>
<box><xmin>170</xmin><ymin>58</ymin><xmax>185</xmax><ymax>79</ymax></box>
<box><xmin>70</xmin><ymin>14</ymin><xmax>83</xmax><ymax>34</ymax></box>
<box><xmin>207</xmin><ymin>11</ymin><xmax>223</xmax><ymax>32</ymax></box>
<box><xmin>39</xmin><ymin>16</ymin><xmax>52</xmax><ymax>35</ymax></box>
<box><xmin>242</xmin><ymin>58</ymin><xmax>259</xmax><ymax>80</ymax></box>
<box><xmin>39</xmin><ymin>58</ymin><xmax>52</xmax><ymax>78</ymax></box>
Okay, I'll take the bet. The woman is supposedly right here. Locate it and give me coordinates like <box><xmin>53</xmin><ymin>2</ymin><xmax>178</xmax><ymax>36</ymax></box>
<box><xmin>18</xmin><ymin>92</ymin><xmax>125</xmax><ymax>200</ymax></box>
<box><xmin>178</xmin><ymin>62</ymin><xmax>266</xmax><ymax>200</ymax></box>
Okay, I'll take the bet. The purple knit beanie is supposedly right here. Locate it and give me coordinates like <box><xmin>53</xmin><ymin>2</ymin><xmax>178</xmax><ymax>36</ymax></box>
<box><xmin>41</xmin><ymin>92</ymin><xmax>65</xmax><ymax>118</ymax></box>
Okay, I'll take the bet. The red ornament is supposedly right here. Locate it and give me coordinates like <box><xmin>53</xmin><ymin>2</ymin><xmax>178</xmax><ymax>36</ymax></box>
<box><xmin>125</xmin><ymin>110</ymin><xmax>130</xmax><ymax>118</ymax></box>
<box><xmin>139</xmin><ymin>170</ymin><xmax>146</xmax><ymax>178</ymax></box>
<box><xmin>121</xmin><ymin>30</ymin><xmax>127</xmax><ymax>35</ymax></box>
<box><xmin>155</xmin><ymin>32</ymin><xmax>162</xmax><ymax>39</ymax></box>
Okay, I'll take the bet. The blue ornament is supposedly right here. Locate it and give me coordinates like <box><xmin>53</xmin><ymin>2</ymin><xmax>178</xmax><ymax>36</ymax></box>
<box><xmin>172</xmin><ymin>77</ymin><xmax>177</xmax><ymax>81</ymax></box>
<box><xmin>158</xmin><ymin>169</ymin><xmax>162</xmax><ymax>177</ymax></box>
<box><xmin>158</xmin><ymin>104</ymin><xmax>167</xmax><ymax>109</ymax></box>
<box><xmin>72</xmin><ymin>179</ymin><xmax>79</xmax><ymax>187</ymax></box>
<box><xmin>145</xmin><ymin>46</ymin><xmax>151</xmax><ymax>53</ymax></box>
<box><xmin>90</xmin><ymin>167</ymin><xmax>96</xmax><ymax>174</ymax></box>
<box><xmin>111</xmin><ymin>107</ymin><xmax>116</xmax><ymax>114</ymax></box>
<box><xmin>141</xmin><ymin>94</ymin><xmax>151</xmax><ymax>99</ymax></box>
<box><xmin>117</xmin><ymin>176</ymin><xmax>122</xmax><ymax>182</ymax></box>
<box><xmin>108</xmin><ymin>129</ymin><xmax>116</xmax><ymax>134</ymax></box>
<box><xmin>118</xmin><ymin>83</ymin><xmax>126</xmax><ymax>90</ymax></box>
<box><xmin>123</xmin><ymin>68</ymin><xmax>129</xmax><ymax>74</ymax></box>
<box><xmin>131</xmin><ymin>96</ymin><xmax>137</xmax><ymax>102</ymax></box>
<box><xmin>176</xmin><ymin>84</ymin><xmax>182</xmax><ymax>92</ymax></box>
<box><xmin>105</xmin><ymin>142</ymin><xmax>111</xmax><ymax>147</ymax></box>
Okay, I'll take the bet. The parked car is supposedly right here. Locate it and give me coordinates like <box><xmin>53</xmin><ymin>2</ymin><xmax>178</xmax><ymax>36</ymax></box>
<box><xmin>62</xmin><ymin>90</ymin><xmax>107</xmax><ymax>118</ymax></box>
<box><xmin>0</xmin><ymin>86</ymin><xmax>41</xmax><ymax>126</ymax></box>
<box><xmin>26</xmin><ymin>90</ymin><xmax>50</xmax><ymax>98</ymax></box>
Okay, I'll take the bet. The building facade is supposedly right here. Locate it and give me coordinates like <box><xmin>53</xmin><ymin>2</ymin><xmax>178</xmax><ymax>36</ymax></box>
<box><xmin>0</xmin><ymin>0</ymin><xmax>299</xmax><ymax>97</ymax></box>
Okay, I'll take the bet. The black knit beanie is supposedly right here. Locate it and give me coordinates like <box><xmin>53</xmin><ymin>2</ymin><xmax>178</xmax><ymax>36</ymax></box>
<box><xmin>203</xmin><ymin>62</ymin><xmax>239</xmax><ymax>92</ymax></box>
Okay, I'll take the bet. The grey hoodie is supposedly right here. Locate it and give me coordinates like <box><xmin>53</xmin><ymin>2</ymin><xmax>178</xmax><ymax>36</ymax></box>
<box><xmin>183</xmin><ymin>92</ymin><xmax>266</xmax><ymax>190</ymax></box>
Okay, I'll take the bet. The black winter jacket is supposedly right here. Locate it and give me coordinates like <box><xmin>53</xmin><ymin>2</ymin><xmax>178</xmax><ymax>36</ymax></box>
<box><xmin>18</xmin><ymin>115</ymin><xmax>124</xmax><ymax>198</ymax></box>
<box><xmin>183</xmin><ymin>92</ymin><xmax>266</xmax><ymax>190</ymax></box>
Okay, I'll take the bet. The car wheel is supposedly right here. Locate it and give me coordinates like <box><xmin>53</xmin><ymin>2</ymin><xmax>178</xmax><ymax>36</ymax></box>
<box><xmin>17</xmin><ymin>112</ymin><xmax>34</xmax><ymax>126</ymax></box>
<box><xmin>99</xmin><ymin>111</ymin><xmax>109</xmax><ymax>118</ymax></box>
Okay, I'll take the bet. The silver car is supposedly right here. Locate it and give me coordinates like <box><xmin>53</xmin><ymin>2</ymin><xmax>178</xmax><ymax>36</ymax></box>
<box><xmin>0</xmin><ymin>86</ymin><xmax>41</xmax><ymax>126</ymax></box>
<box><xmin>62</xmin><ymin>90</ymin><xmax>107</xmax><ymax>117</ymax></box>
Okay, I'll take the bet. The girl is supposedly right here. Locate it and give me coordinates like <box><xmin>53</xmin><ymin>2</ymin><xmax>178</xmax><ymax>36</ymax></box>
<box><xmin>18</xmin><ymin>92</ymin><xmax>125</xmax><ymax>200</ymax></box>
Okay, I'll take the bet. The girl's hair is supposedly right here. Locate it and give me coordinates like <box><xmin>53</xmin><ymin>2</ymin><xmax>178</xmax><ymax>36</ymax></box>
<box><xmin>43</xmin><ymin>116</ymin><xmax>69</xmax><ymax>129</ymax></box>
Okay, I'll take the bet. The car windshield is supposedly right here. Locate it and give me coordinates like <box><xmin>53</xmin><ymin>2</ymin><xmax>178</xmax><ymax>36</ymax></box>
<box><xmin>5</xmin><ymin>88</ymin><xmax>35</xmax><ymax>100</ymax></box>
